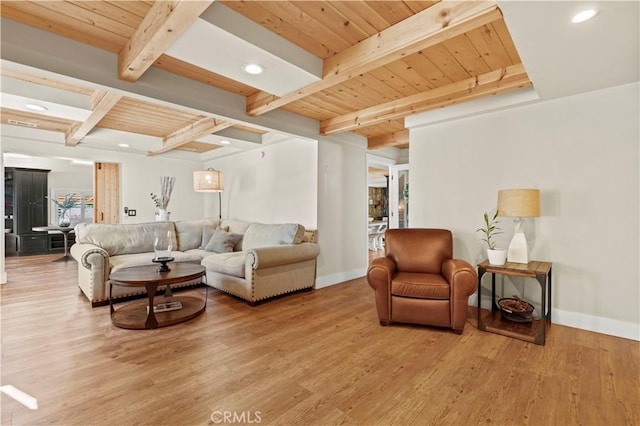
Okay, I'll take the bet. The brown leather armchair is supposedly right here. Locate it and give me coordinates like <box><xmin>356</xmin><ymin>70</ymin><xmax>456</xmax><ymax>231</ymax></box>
<box><xmin>367</xmin><ymin>228</ymin><xmax>477</xmax><ymax>334</ymax></box>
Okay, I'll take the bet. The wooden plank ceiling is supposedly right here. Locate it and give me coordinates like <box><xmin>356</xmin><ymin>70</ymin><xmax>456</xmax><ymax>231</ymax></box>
<box><xmin>0</xmin><ymin>0</ymin><xmax>532</xmax><ymax>152</ymax></box>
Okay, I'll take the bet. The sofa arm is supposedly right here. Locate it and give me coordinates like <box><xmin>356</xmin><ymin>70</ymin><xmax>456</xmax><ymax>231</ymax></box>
<box><xmin>71</xmin><ymin>242</ymin><xmax>109</xmax><ymax>270</ymax></box>
<box><xmin>246</xmin><ymin>243</ymin><xmax>320</xmax><ymax>270</ymax></box>
<box><xmin>70</xmin><ymin>242</ymin><xmax>111</xmax><ymax>304</ymax></box>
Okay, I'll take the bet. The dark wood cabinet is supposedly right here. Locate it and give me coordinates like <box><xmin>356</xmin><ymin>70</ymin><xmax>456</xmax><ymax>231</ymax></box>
<box><xmin>5</xmin><ymin>167</ymin><xmax>50</xmax><ymax>255</ymax></box>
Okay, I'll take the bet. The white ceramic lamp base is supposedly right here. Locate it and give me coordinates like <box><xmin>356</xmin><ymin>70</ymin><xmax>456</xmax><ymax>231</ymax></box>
<box><xmin>507</xmin><ymin>218</ymin><xmax>529</xmax><ymax>264</ymax></box>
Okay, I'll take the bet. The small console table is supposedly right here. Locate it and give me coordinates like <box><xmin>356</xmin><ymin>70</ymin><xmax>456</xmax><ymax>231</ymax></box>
<box><xmin>32</xmin><ymin>225</ymin><xmax>75</xmax><ymax>262</ymax></box>
<box><xmin>477</xmin><ymin>260</ymin><xmax>552</xmax><ymax>345</ymax></box>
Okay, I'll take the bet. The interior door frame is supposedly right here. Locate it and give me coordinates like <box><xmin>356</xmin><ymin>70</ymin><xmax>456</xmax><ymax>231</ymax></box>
<box><xmin>389</xmin><ymin>163</ymin><xmax>409</xmax><ymax>229</ymax></box>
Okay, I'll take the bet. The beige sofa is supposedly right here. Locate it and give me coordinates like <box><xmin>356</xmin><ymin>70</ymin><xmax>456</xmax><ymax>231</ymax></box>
<box><xmin>71</xmin><ymin>219</ymin><xmax>320</xmax><ymax>307</ymax></box>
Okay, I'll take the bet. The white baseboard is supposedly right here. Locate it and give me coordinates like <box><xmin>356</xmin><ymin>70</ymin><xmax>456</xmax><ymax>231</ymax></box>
<box><xmin>315</xmin><ymin>268</ymin><xmax>366</xmax><ymax>289</ymax></box>
<box><xmin>552</xmin><ymin>308</ymin><xmax>639</xmax><ymax>342</ymax></box>
<box><xmin>469</xmin><ymin>294</ymin><xmax>639</xmax><ymax>341</ymax></box>
<box><xmin>0</xmin><ymin>271</ymin><xmax>6</xmax><ymax>285</ymax></box>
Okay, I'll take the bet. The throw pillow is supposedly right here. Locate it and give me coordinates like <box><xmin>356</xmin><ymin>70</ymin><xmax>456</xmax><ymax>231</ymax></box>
<box><xmin>200</xmin><ymin>224</ymin><xmax>229</xmax><ymax>249</ymax></box>
<box><xmin>204</xmin><ymin>228</ymin><xmax>242</xmax><ymax>253</ymax></box>
<box><xmin>242</xmin><ymin>223</ymin><xmax>306</xmax><ymax>250</ymax></box>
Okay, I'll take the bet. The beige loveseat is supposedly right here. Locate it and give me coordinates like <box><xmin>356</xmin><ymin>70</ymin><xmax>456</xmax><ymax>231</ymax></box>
<box><xmin>70</xmin><ymin>219</ymin><xmax>319</xmax><ymax>307</ymax></box>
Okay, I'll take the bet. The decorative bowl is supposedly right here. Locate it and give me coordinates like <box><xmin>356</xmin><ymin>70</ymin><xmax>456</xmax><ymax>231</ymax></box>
<box><xmin>498</xmin><ymin>297</ymin><xmax>534</xmax><ymax>322</ymax></box>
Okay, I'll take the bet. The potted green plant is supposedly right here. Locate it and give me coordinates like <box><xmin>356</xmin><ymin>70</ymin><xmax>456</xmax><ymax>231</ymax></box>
<box><xmin>477</xmin><ymin>210</ymin><xmax>507</xmax><ymax>265</ymax></box>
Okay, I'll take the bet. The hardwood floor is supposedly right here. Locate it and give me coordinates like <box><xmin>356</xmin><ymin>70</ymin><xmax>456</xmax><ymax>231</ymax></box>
<box><xmin>1</xmin><ymin>254</ymin><xmax>638</xmax><ymax>425</ymax></box>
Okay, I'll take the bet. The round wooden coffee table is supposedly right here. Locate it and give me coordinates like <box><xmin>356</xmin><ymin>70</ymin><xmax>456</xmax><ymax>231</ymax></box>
<box><xmin>109</xmin><ymin>263</ymin><xmax>207</xmax><ymax>330</ymax></box>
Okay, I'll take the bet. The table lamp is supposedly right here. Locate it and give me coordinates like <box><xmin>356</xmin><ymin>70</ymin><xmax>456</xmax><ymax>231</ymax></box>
<box><xmin>497</xmin><ymin>188</ymin><xmax>540</xmax><ymax>264</ymax></box>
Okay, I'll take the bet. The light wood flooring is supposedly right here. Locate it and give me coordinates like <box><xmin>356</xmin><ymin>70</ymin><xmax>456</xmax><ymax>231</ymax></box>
<box><xmin>1</xmin><ymin>254</ymin><xmax>638</xmax><ymax>425</ymax></box>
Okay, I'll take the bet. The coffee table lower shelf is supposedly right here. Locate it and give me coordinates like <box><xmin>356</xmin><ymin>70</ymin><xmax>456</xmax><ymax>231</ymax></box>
<box><xmin>477</xmin><ymin>307</ymin><xmax>547</xmax><ymax>345</ymax></box>
<box><xmin>111</xmin><ymin>296</ymin><xmax>205</xmax><ymax>330</ymax></box>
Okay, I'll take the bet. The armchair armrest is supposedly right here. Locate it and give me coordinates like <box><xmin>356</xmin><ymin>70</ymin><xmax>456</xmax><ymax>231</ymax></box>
<box><xmin>366</xmin><ymin>257</ymin><xmax>396</xmax><ymax>291</ymax></box>
<box><xmin>247</xmin><ymin>243</ymin><xmax>320</xmax><ymax>270</ymax></box>
<box><xmin>442</xmin><ymin>258</ymin><xmax>477</xmax><ymax>296</ymax></box>
<box><xmin>366</xmin><ymin>257</ymin><xmax>397</xmax><ymax>325</ymax></box>
<box><xmin>442</xmin><ymin>258</ymin><xmax>478</xmax><ymax>332</ymax></box>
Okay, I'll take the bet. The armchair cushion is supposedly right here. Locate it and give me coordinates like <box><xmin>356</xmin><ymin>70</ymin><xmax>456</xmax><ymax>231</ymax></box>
<box><xmin>391</xmin><ymin>272</ymin><xmax>450</xmax><ymax>299</ymax></box>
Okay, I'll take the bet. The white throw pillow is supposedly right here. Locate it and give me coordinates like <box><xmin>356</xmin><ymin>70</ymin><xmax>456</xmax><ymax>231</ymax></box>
<box><xmin>242</xmin><ymin>223</ymin><xmax>305</xmax><ymax>250</ymax></box>
<box><xmin>204</xmin><ymin>228</ymin><xmax>242</xmax><ymax>253</ymax></box>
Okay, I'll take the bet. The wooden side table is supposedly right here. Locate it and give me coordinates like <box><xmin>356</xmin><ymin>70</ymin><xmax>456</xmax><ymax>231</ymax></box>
<box><xmin>477</xmin><ymin>260</ymin><xmax>552</xmax><ymax>345</ymax></box>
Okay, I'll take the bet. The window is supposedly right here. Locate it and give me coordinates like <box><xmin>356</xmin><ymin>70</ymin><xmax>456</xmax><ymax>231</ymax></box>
<box><xmin>52</xmin><ymin>189</ymin><xmax>93</xmax><ymax>226</ymax></box>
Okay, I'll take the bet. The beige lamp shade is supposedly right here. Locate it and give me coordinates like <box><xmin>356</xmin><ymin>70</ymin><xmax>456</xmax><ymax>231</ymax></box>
<box><xmin>497</xmin><ymin>189</ymin><xmax>540</xmax><ymax>217</ymax></box>
<box><xmin>193</xmin><ymin>170</ymin><xmax>224</xmax><ymax>192</ymax></box>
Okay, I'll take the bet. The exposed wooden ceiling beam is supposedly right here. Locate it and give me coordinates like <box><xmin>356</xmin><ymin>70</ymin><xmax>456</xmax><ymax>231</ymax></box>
<box><xmin>246</xmin><ymin>1</ymin><xmax>502</xmax><ymax>116</ymax></box>
<box><xmin>321</xmin><ymin>64</ymin><xmax>530</xmax><ymax>135</ymax></box>
<box><xmin>368</xmin><ymin>130</ymin><xmax>410</xmax><ymax>150</ymax></box>
<box><xmin>66</xmin><ymin>90</ymin><xmax>123</xmax><ymax>146</ymax></box>
<box><xmin>118</xmin><ymin>0</ymin><xmax>214</xmax><ymax>82</ymax></box>
<box><xmin>147</xmin><ymin>117</ymin><xmax>234</xmax><ymax>156</ymax></box>
<box><xmin>1</xmin><ymin>68</ymin><xmax>94</xmax><ymax>96</ymax></box>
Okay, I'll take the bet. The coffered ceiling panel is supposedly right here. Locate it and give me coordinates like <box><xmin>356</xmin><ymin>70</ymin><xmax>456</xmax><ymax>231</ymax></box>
<box><xmin>1</xmin><ymin>0</ymin><xmax>533</xmax><ymax>152</ymax></box>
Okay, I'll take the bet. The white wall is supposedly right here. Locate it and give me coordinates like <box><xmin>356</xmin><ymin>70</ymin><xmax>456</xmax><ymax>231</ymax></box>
<box><xmin>1</xmin><ymin>136</ymin><xmax>206</xmax><ymax>224</ymax></box>
<box><xmin>409</xmin><ymin>82</ymin><xmax>639</xmax><ymax>340</ymax></box>
<box><xmin>316</xmin><ymin>134</ymin><xmax>369</xmax><ymax>287</ymax></box>
<box><xmin>204</xmin><ymin>138</ymin><xmax>317</xmax><ymax>228</ymax></box>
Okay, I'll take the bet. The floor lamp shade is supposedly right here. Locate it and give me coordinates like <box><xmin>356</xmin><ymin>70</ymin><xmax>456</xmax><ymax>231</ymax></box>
<box><xmin>497</xmin><ymin>189</ymin><xmax>540</xmax><ymax>264</ymax></box>
<box><xmin>194</xmin><ymin>169</ymin><xmax>224</xmax><ymax>219</ymax></box>
<box><xmin>193</xmin><ymin>170</ymin><xmax>224</xmax><ymax>192</ymax></box>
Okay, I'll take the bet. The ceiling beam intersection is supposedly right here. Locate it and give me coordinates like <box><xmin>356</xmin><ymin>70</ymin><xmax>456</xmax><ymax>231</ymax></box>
<box><xmin>147</xmin><ymin>117</ymin><xmax>234</xmax><ymax>156</ymax></box>
<box><xmin>118</xmin><ymin>0</ymin><xmax>214</xmax><ymax>82</ymax></box>
<box><xmin>65</xmin><ymin>90</ymin><xmax>123</xmax><ymax>147</ymax></box>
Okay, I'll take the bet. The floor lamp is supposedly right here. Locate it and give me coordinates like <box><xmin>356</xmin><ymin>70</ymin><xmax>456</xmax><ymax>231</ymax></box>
<box><xmin>193</xmin><ymin>169</ymin><xmax>224</xmax><ymax>219</ymax></box>
<box><xmin>497</xmin><ymin>188</ymin><xmax>540</xmax><ymax>264</ymax></box>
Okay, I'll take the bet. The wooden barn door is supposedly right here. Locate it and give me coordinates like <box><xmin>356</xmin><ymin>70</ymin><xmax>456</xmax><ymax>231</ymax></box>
<box><xmin>94</xmin><ymin>162</ymin><xmax>120</xmax><ymax>224</ymax></box>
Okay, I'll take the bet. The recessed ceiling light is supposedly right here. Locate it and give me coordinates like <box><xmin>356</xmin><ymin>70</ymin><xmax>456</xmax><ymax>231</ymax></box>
<box><xmin>219</xmin><ymin>140</ymin><xmax>231</xmax><ymax>145</ymax></box>
<box><xmin>571</xmin><ymin>9</ymin><xmax>598</xmax><ymax>24</ymax></box>
<box><xmin>25</xmin><ymin>103</ymin><xmax>48</xmax><ymax>112</ymax></box>
<box><xmin>243</xmin><ymin>63</ymin><xmax>265</xmax><ymax>75</ymax></box>
<box><xmin>118</xmin><ymin>143</ymin><xmax>130</xmax><ymax>148</ymax></box>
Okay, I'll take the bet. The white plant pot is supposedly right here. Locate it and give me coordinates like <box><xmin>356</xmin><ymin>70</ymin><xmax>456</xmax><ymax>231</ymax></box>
<box><xmin>487</xmin><ymin>248</ymin><xmax>507</xmax><ymax>266</ymax></box>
